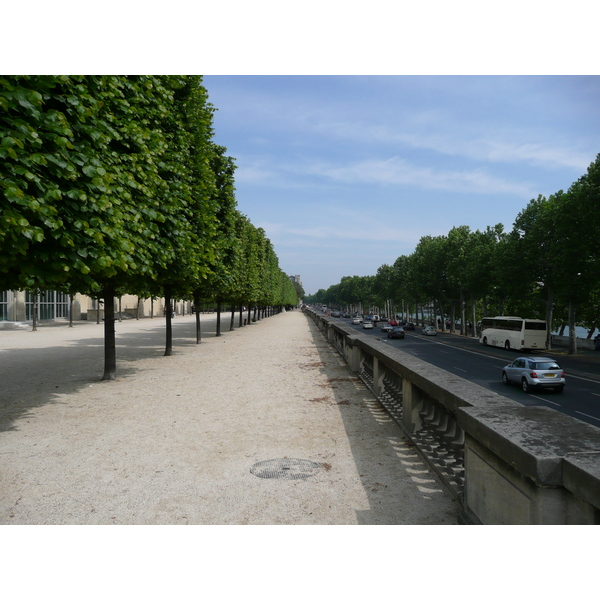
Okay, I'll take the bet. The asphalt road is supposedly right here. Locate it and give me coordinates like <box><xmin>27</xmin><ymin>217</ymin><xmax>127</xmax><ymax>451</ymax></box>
<box><xmin>341</xmin><ymin>319</ymin><xmax>600</xmax><ymax>429</ymax></box>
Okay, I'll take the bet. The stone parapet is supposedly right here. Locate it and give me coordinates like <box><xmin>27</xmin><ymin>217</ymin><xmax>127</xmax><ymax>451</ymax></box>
<box><xmin>307</xmin><ymin>310</ymin><xmax>600</xmax><ymax>524</ymax></box>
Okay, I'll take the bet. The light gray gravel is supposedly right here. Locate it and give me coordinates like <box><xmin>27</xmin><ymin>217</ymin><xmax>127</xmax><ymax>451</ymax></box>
<box><xmin>0</xmin><ymin>310</ymin><xmax>458</xmax><ymax>524</ymax></box>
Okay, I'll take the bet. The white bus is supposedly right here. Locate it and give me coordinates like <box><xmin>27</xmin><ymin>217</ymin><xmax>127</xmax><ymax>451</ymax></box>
<box><xmin>479</xmin><ymin>316</ymin><xmax>547</xmax><ymax>351</ymax></box>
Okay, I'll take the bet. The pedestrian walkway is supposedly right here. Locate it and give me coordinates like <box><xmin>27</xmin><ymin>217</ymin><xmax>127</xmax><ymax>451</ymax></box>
<box><xmin>0</xmin><ymin>310</ymin><xmax>458</xmax><ymax>524</ymax></box>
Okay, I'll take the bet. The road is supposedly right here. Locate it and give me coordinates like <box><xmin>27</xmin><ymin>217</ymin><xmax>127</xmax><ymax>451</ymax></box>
<box><xmin>341</xmin><ymin>319</ymin><xmax>600</xmax><ymax>429</ymax></box>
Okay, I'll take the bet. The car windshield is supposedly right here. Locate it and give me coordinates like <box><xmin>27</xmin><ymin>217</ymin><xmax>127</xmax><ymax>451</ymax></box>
<box><xmin>533</xmin><ymin>362</ymin><xmax>560</xmax><ymax>370</ymax></box>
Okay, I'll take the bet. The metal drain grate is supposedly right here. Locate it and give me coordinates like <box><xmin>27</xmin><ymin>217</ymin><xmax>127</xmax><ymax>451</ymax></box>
<box><xmin>250</xmin><ymin>458</ymin><xmax>322</xmax><ymax>480</ymax></box>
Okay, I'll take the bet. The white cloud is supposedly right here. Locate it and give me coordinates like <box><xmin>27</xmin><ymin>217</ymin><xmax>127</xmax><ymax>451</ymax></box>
<box><xmin>236</xmin><ymin>151</ymin><xmax>535</xmax><ymax>196</ymax></box>
<box><xmin>302</xmin><ymin>156</ymin><xmax>535</xmax><ymax>196</ymax></box>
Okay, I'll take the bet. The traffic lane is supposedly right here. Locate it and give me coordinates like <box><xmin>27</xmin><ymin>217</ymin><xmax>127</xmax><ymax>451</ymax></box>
<box><xmin>410</xmin><ymin>328</ymin><xmax>600</xmax><ymax>383</ymax></box>
<box><xmin>389</xmin><ymin>331</ymin><xmax>600</xmax><ymax>428</ymax></box>
<box><xmin>344</xmin><ymin>321</ymin><xmax>600</xmax><ymax>428</ymax></box>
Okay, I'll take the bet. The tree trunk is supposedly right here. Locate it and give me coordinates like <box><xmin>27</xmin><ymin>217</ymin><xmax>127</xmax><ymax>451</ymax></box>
<box><xmin>216</xmin><ymin>300</ymin><xmax>222</xmax><ymax>336</ymax></box>
<box><xmin>238</xmin><ymin>304</ymin><xmax>243</xmax><ymax>327</ymax></box>
<box><xmin>438</xmin><ymin>299</ymin><xmax>446</xmax><ymax>331</ymax></box>
<box><xmin>164</xmin><ymin>286</ymin><xmax>173</xmax><ymax>356</ymax></box>
<box><xmin>194</xmin><ymin>291</ymin><xmax>202</xmax><ymax>344</ymax></box>
<box><xmin>568</xmin><ymin>299</ymin><xmax>577</xmax><ymax>355</ymax></box>
<box><xmin>229</xmin><ymin>305</ymin><xmax>235</xmax><ymax>331</ymax></box>
<box><xmin>69</xmin><ymin>294</ymin><xmax>74</xmax><ymax>328</ymax></box>
<box><xmin>102</xmin><ymin>286</ymin><xmax>117</xmax><ymax>380</ymax></box>
<box><xmin>460</xmin><ymin>289</ymin><xmax>466</xmax><ymax>336</ymax></box>
<box><xmin>545</xmin><ymin>288</ymin><xmax>554</xmax><ymax>350</ymax></box>
<box><xmin>32</xmin><ymin>291</ymin><xmax>38</xmax><ymax>331</ymax></box>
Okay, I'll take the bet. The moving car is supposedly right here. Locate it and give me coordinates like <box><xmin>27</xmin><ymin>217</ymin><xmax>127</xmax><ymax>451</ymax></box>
<box><xmin>362</xmin><ymin>321</ymin><xmax>374</xmax><ymax>329</ymax></box>
<box><xmin>380</xmin><ymin>323</ymin><xmax>393</xmax><ymax>332</ymax></box>
<box><xmin>388</xmin><ymin>319</ymin><xmax>399</xmax><ymax>326</ymax></box>
<box><xmin>502</xmin><ymin>357</ymin><xmax>565</xmax><ymax>393</ymax></box>
<box><xmin>404</xmin><ymin>323</ymin><xmax>416</xmax><ymax>331</ymax></box>
<box><xmin>351</xmin><ymin>317</ymin><xmax>362</xmax><ymax>325</ymax></box>
<box><xmin>387</xmin><ymin>326</ymin><xmax>405</xmax><ymax>339</ymax></box>
<box><xmin>422</xmin><ymin>325</ymin><xmax>437</xmax><ymax>336</ymax></box>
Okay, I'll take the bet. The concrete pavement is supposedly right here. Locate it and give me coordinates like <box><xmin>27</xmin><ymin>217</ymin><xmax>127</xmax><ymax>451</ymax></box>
<box><xmin>0</xmin><ymin>310</ymin><xmax>458</xmax><ymax>524</ymax></box>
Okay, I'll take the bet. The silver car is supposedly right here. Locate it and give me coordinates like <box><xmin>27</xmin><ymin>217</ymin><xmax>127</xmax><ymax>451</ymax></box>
<box><xmin>502</xmin><ymin>357</ymin><xmax>565</xmax><ymax>393</ymax></box>
<box><xmin>362</xmin><ymin>321</ymin><xmax>374</xmax><ymax>329</ymax></box>
<box><xmin>422</xmin><ymin>325</ymin><xmax>437</xmax><ymax>336</ymax></box>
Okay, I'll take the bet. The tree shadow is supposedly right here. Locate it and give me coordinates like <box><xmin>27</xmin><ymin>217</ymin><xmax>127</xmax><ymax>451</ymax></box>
<box><xmin>0</xmin><ymin>316</ymin><xmax>241</xmax><ymax>434</ymax></box>
<box><xmin>303</xmin><ymin>317</ymin><xmax>458</xmax><ymax>525</ymax></box>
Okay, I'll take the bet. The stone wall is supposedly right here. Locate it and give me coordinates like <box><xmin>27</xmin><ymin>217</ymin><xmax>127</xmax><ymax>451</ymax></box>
<box><xmin>307</xmin><ymin>310</ymin><xmax>600</xmax><ymax>525</ymax></box>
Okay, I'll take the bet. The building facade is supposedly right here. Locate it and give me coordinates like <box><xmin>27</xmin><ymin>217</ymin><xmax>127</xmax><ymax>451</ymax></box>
<box><xmin>0</xmin><ymin>290</ymin><xmax>176</xmax><ymax>323</ymax></box>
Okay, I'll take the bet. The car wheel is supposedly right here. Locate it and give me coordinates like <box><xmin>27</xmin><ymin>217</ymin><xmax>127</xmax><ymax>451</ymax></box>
<box><xmin>555</xmin><ymin>385</ymin><xmax>564</xmax><ymax>393</ymax></box>
<box><xmin>502</xmin><ymin>372</ymin><xmax>510</xmax><ymax>385</ymax></box>
<box><xmin>521</xmin><ymin>378</ymin><xmax>531</xmax><ymax>392</ymax></box>
<box><xmin>483</xmin><ymin>336</ymin><xmax>488</xmax><ymax>346</ymax></box>
<box><xmin>505</xmin><ymin>340</ymin><xmax>510</xmax><ymax>350</ymax></box>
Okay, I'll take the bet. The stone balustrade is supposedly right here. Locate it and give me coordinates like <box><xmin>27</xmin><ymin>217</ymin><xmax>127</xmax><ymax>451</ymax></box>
<box><xmin>306</xmin><ymin>310</ymin><xmax>600</xmax><ymax>525</ymax></box>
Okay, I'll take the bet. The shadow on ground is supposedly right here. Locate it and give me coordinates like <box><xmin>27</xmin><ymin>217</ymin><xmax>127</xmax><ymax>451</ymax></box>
<box><xmin>302</xmin><ymin>315</ymin><xmax>458</xmax><ymax>525</ymax></box>
<box><xmin>0</xmin><ymin>316</ymin><xmax>246</xmax><ymax>434</ymax></box>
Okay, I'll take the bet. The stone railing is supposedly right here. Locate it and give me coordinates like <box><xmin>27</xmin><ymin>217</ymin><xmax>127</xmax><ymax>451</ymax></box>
<box><xmin>306</xmin><ymin>310</ymin><xmax>600</xmax><ymax>525</ymax></box>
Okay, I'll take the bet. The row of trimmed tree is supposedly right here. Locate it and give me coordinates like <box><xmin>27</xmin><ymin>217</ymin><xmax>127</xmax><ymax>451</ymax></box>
<box><xmin>0</xmin><ymin>76</ymin><xmax>298</xmax><ymax>378</ymax></box>
<box><xmin>306</xmin><ymin>154</ymin><xmax>600</xmax><ymax>353</ymax></box>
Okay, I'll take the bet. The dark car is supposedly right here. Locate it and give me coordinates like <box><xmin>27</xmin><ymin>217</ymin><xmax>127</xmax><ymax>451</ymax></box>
<box><xmin>404</xmin><ymin>323</ymin><xmax>415</xmax><ymax>331</ymax></box>
<box><xmin>387</xmin><ymin>326</ymin><xmax>405</xmax><ymax>339</ymax></box>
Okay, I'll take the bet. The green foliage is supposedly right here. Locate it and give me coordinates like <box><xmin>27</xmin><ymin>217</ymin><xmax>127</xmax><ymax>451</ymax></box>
<box><xmin>308</xmin><ymin>154</ymin><xmax>600</xmax><ymax>334</ymax></box>
<box><xmin>1</xmin><ymin>75</ymin><xmax>298</xmax><ymax>377</ymax></box>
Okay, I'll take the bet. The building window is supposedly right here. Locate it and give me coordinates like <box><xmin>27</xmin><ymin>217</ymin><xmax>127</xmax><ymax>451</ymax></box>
<box><xmin>25</xmin><ymin>291</ymin><xmax>70</xmax><ymax>320</ymax></box>
<box><xmin>0</xmin><ymin>291</ymin><xmax>7</xmax><ymax>321</ymax></box>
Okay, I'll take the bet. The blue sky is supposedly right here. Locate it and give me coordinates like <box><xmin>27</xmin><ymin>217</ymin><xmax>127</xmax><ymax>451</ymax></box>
<box><xmin>204</xmin><ymin>76</ymin><xmax>600</xmax><ymax>295</ymax></box>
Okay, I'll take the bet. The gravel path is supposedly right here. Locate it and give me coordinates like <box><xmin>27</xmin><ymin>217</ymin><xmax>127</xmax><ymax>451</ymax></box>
<box><xmin>0</xmin><ymin>310</ymin><xmax>458</xmax><ymax>524</ymax></box>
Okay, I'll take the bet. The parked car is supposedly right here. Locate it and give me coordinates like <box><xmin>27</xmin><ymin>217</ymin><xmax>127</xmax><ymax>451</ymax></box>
<box><xmin>380</xmin><ymin>323</ymin><xmax>393</xmax><ymax>332</ymax></box>
<box><xmin>351</xmin><ymin>317</ymin><xmax>362</xmax><ymax>325</ymax></box>
<box><xmin>404</xmin><ymin>323</ymin><xmax>415</xmax><ymax>331</ymax></box>
<box><xmin>502</xmin><ymin>357</ymin><xmax>565</xmax><ymax>393</ymax></box>
<box><xmin>362</xmin><ymin>321</ymin><xmax>374</xmax><ymax>330</ymax></box>
<box><xmin>422</xmin><ymin>325</ymin><xmax>437</xmax><ymax>336</ymax></box>
<box><xmin>387</xmin><ymin>326</ymin><xmax>405</xmax><ymax>339</ymax></box>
